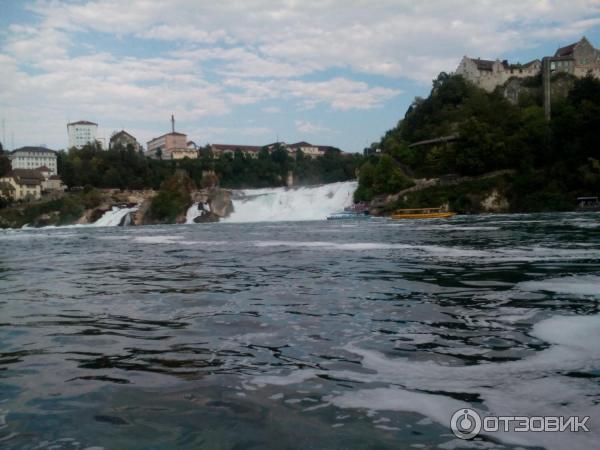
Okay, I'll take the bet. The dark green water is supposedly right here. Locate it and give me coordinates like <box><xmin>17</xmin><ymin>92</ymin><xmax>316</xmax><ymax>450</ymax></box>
<box><xmin>0</xmin><ymin>213</ymin><xmax>599</xmax><ymax>449</ymax></box>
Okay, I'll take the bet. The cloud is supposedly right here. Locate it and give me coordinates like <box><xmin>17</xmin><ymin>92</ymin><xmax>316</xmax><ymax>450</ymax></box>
<box><xmin>21</xmin><ymin>0</ymin><xmax>600</xmax><ymax>81</ymax></box>
<box><xmin>295</xmin><ymin>120</ymin><xmax>334</xmax><ymax>134</ymax></box>
<box><xmin>262</xmin><ymin>106</ymin><xmax>281</xmax><ymax>113</ymax></box>
<box><xmin>285</xmin><ymin>78</ymin><xmax>400</xmax><ymax>110</ymax></box>
<box><xmin>188</xmin><ymin>125</ymin><xmax>273</xmax><ymax>141</ymax></box>
<box><xmin>2</xmin><ymin>0</ymin><xmax>600</xmax><ymax>150</ymax></box>
<box><xmin>222</xmin><ymin>77</ymin><xmax>400</xmax><ymax>110</ymax></box>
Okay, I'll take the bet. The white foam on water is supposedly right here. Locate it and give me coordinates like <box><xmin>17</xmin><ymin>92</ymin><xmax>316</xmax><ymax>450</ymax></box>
<box><xmin>253</xmin><ymin>241</ymin><xmax>408</xmax><ymax>250</ymax></box>
<box><xmin>531</xmin><ymin>313</ymin><xmax>600</xmax><ymax>353</ymax></box>
<box><xmin>133</xmin><ymin>235</ymin><xmax>184</xmax><ymax>244</ymax></box>
<box><xmin>132</xmin><ymin>235</ymin><xmax>227</xmax><ymax>246</ymax></box>
<box><xmin>411</xmin><ymin>225</ymin><xmax>500</xmax><ymax>231</ymax></box>
<box><xmin>570</xmin><ymin>220</ymin><xmax>600</xmax><ymax>229</ymax></box>
<box><xmin>250</xmin><ymin>369</ymin><xmax>322</xmax><ymax>388</ymax></box>
<box><xmin>496</xmin><ymin>246</ymin><xmax>600</xmax><ymax>262</ymax></box>
<box><xmin>251</xmin><ymin>240</ymin><xmax>600</xmax><ymax>261</ymax></box>
<box><xmin>249</xmin><ymin>314</ymin><xmax>600</xmax><ymax>449</ymax></box>
<box><xmin>223</xmin><ymin>181</ymin><xmax>356</xmax><ymax>223</ymax></box>
<box><xmin>252</xmin><ymin>240</ymin><xmax>491</xmax><ymax>257</ymax></box>
<box><xmin>519</xmin><ymin>275</ymin><xmax>600</xmax><ymax>297</ymax></box>
<box><xmin>0</xmin><ymin>230</ymin><xmax>80</xmax><ymax>240</ymax></box>
<box><xmin>327</xmin><ymin>387</ymin><xmax>467</xmax><ymax>429</ymax></box>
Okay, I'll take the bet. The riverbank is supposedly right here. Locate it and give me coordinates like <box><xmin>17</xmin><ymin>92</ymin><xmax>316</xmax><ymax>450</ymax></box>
<box><xmin>0</xmin><ymin>187</ymin><xmax>234</xmax><ymax>229</ymax></box>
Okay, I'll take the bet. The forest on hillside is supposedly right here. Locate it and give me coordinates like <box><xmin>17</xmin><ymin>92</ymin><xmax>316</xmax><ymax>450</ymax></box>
<box><xmin>355</xmin><ymin>72</ymin><xmax>600</xmax><ymax>211</ymax></box>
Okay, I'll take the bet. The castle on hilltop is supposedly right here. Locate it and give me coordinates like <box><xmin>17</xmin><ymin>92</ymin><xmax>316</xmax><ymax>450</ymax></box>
<box><xmin>455</xmin><ymin>37</ymin><xmax>600</xmax><ymax>92</ymax></box>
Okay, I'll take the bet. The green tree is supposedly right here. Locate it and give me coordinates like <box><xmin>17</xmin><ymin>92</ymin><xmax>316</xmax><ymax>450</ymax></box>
<box><xmin>0</xmin><ymin>143</ymin><xmax>10</xmax><ymax>177</ymax></box>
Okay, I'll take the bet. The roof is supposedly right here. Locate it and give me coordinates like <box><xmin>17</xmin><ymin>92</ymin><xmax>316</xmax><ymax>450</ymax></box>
<box><xmin>211</xmin><ymin>144</ymin><xmax>263</xmax><ymax>153</ymax></box>
<box><xmin>48</xmin><ymin>175</ymin><xmax>62</xmax><ymax>180</ymax></box>
<box><xmin>36</xmin><ymin>165</ymin><xmax>51</xmax><ymax>171</ymax></box>
<box><xmin>11</xmin><ymin>146</ymin><xmax>56</xmax><ymax>155</ymax></box>
<box><xmin>289</xmin><ymin>141</ymin><xmax>314</xmax><ymax>148</ymax></box>
<box><xmin>67</xmin><ymin>120</ymin><xmax>97</xmax><ymax>126</ymax></box>
<box><xmin>549</xmin><ymin>55</ymin><xmax>574</xmax><ymax>62</ymax></box>
<box><xmin>555</xmin><ymin>42</ymin><xmax>577</xmax><ymax>57</ymax></box>
<box><xmin>148</xmin><ymin>132</ymin><xmax>187</xmax><ymax>142</ymax></box>
<box><xmin>317</xmin><ymin>145</ymin><xmax>336</xmax><ymax>152</ymax></box>
<box><xmin>110</xmin><ymin>130</ymin><xmax>137</xmax><ymax>141</ymax></box>
<box><xmin>10</xmin><ymin>169</ymin><xmax>45</xmax><ymax>180</ymax></box>
<box><xmin>522</xmin><ymin>59</ymin><xmax>541</xmax><ymax>68</ymax></box>
<box><xmin>5</xmin><ymin>169</ymin><xmax>44</xmax><ymax>186</ymax></box>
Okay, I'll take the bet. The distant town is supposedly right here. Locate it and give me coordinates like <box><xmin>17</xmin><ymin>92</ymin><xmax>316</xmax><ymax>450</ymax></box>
<box><xmin>0</xmin><ymin>113</ymin><xmax>344</xmax><ymax>202</ymax></box>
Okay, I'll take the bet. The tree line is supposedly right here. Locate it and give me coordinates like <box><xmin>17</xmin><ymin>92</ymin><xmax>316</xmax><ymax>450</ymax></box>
<box><xmin>57</xmin><ymin>143</ymin><xmax>362</xmax><ymax>191</ymax></box>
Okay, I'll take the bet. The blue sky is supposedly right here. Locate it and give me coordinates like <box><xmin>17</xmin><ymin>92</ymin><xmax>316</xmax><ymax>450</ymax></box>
<box><xmin>1</xmin><ymin>0</ymin><xmax>600</xmax><ymax>152</ymax></box>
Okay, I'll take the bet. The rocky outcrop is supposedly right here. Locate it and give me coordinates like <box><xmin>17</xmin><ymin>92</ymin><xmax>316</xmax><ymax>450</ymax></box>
<box><xmin>480</xmin><ymin>189</ymin><xmax>510</xmax><ymax>212</ymax></box>
<box><xmin>191</xmin><ymin>188</ymin><xmax>234</xmax><ymax>222</ymax></box>
<box><xmin>31</xmin><ymin>212</ymin><xmax>61</xmax><ymax>227</ymax></box>
<box><xmin>75</xmin><ymin>190</ymin><xmax>156</xmax><ymax>225</ymax></box>
<box><xmin>0</xmin><ymin>186</ymin><xmax>235</xmax><ymax>228</ymax></box>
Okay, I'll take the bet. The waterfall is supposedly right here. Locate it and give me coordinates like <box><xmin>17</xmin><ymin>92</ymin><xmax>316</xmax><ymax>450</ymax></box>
<box><xmin>186</xmin><ymin>203</ymin><xmax>201</xmax><ymax>224</ymax></box>
<box><xmin>186</xmin><ymin>202</ymin><xmax>211</xmax><ymax>224</ymax></box>
<box><xmin>93</xmin><ymin>206</ymin><xmax>139</xmax><ymax>227</ymax></box>
<box><xmin>223</xmin><ymin>181</ymin><xmax>357</xmax><ymax>223</ymax></box>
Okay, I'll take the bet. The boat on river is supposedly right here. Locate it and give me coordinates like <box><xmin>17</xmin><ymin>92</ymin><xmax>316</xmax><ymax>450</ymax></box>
<box><xmin>576</xmin><ymin>196</ymin><xmax>600</xmax><ymax>212</ymax></box>
<box><xmin>391</xmin><ymin>207</ymin><xmax>455</xmax><ymax>219</ymax></box>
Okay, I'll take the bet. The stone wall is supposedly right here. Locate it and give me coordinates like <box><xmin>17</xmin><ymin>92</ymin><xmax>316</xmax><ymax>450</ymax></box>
<box><xmin>456</xmin><ymin>57</ymin><xmax>541</xmax><ymax>92</ymax></box>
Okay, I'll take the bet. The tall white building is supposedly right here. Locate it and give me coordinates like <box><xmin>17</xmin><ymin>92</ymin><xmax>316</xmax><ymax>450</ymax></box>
<box><xmin>9</xmin><ymin>147</ymin><xmax>58</xmax><ymax>175</ymax></box>
<box><xmin>67</xmin><ymin>120</ymin><xmax>98</xmax><ymax>149</ymax></box>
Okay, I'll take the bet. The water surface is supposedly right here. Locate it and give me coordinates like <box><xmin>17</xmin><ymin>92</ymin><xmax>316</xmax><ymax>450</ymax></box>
<box><xmin>1</xmin><ymin>213</ymin><xmax>599</xmax><ymax>449</ymax></box>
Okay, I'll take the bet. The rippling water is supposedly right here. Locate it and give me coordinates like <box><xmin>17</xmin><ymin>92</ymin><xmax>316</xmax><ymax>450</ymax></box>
<box><xmin>1</xmin><ymin>213</ymin><xmax>599</xmax><ymax>449</ymax></box>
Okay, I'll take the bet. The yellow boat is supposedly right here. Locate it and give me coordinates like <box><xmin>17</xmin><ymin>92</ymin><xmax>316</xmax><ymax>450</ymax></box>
<box><xmin>391</xmin><ymin>207</ymin><xmax>456</xmax><ymax>219</ymax></box>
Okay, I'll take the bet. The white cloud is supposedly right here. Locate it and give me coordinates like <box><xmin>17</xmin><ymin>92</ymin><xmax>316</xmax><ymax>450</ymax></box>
<box><xmin>285</xmin><ymin>78</ymin><xmax>400</xmax><ymax>110</ymax></box>
<box><xmin>22</xmin><ymin>0</ymin><xmax>600</xmax><ymax>81</ymax></box>
<box><xmin>295</xmin><ymin>120</ymin><xmax>334</xmax><ymax>134</ymax></box>
<box><xmin>188</xmin><ymin>125</ymin><xmax>272</xmax><ymax>140</ymax></box>
<box><xmin>2</xmin><ymin>0</ymin><xmax>600</xmax><ymax>149</ymax></box>
<box><xmin>262</xmin><ymin>106</ymin><xmax>281</xmax><ymax>113</ymax></box>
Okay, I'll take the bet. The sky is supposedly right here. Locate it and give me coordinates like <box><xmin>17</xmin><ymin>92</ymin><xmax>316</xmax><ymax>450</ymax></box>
<box><xmin>1</xmin><ymin>1</ymin><xmax>600</xmax><ymax>153</ymax></box>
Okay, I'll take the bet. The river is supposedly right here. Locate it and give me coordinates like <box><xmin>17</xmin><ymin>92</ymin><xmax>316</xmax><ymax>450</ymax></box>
<box><xmin>0</xmin><ymin>212</ymin><xmax>599</xmax><ymax>449</ymax></box>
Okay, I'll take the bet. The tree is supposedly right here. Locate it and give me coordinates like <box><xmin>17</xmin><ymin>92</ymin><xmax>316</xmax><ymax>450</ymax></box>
<box><xmin>0</xmin><ymin>142</ymin><xmax>10</xmax><ymax>177</ymax></box>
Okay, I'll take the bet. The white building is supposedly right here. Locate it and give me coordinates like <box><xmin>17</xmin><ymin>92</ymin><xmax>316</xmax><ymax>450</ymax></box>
<box><xmin>9</xmin><ymin>147</ymin><xmax>58</xmax><ymax>175</ymax></box>
<box><xmin>287</xmin><ymin>141</ymin><xmax>327</xmax><ymax>158</ymax></box>
<box><xmin>67</xmin><ymin>120</ymin><xmax>98</xmax><ymax>149</ymax></box>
